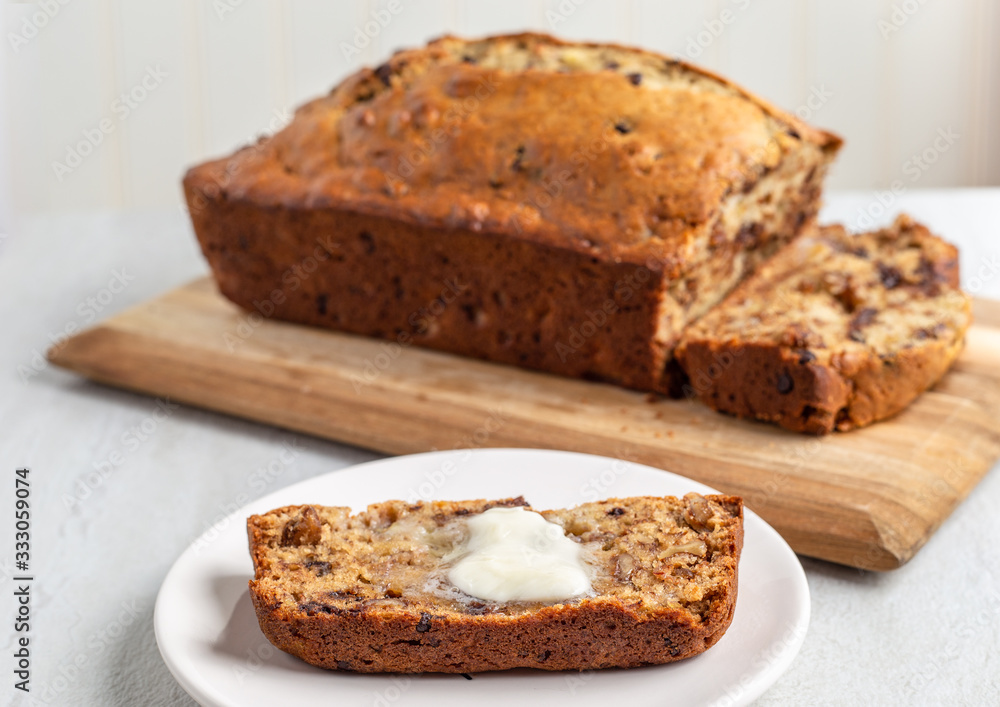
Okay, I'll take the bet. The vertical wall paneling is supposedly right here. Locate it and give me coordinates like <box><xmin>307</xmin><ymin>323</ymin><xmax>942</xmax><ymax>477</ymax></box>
<box><xmin>198</xmin><ymin>1</ymin><xmax>286</xmax><ymax>159</ymax></box>
<box><xmin>283</xmin><ymin>0</ymin><xmax>367</xmax><ymax>109</ymax></box>
<box><xmin>99</xmin><ymin>0</ymin><xmax>123</xmax><ymax>208</ymax></box>
<box><xmin>632</xmin><ymin>0</ymin><xmax>723</xmax><ymax>68</ymax></box>
<box><xmin>884</xmin><ymin>0</ymin><xmax>973</xmax><ymax>189</ymax></box>
<box><xmin>720</xmin><ymin>0</ymin><xmax>804</xmax><ymax>118</ymax></box>
<box><xmin>270</xmin><ymin>1</ymin><xmax>289</xmax><ymax>119</ymax></box>
<box><xmin>2</xmin><ymin>1</ymin><xmax>998</xmax><ymax>215</ymax></box>
<box><xmin>806</xmin><ymin>0</ymin><xmax>892</xmax><ymax>190</ymax></box>
<box><xmin>115</xmin><ymin>2</ymin><xmax>190</xmax><ymax>209</ymax></box>
<box><xmin>969</xmin><ymin>0</ymin><xmax>988</xmax><ymax>185</ymax></box>
<box><xmin>977</xmin><ymin>0</ymin><xmax>1000</xmax><ymax>185</ymax></box>
<box><xmin>181</xmin><ymin>0</ymin><xmax>207</xmax><ymax>171</ymax></box>
<box><xmin>18</xmin><ymin>1</ymin><xmax>121</xmax><ymax>213</ymax></box>
<box><xmin>376</xmin><ymin>0</ymin><xmax>459</xmax><ymax>59</ymax></box>
<box><xmin>540</xmin><ymin>0</ymin><xmax>632</xmax><ymax>45</ymax></box>
<box><xmin>4</xmin><ymin>5</ymin><xmax>47</xmax><ymax>219</ymax></box>
<box><xmin>457</xmin><ymin>0</ymin><xmax>544</xmax><ymax>37</ymax></box>
<box><xmin>0</xmin><ymin>11</ymin><xmax>14</xmax><ymax>229</ymax></box>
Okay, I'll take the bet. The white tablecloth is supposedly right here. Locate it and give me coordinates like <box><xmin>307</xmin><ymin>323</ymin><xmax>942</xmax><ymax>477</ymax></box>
<box><xmin>2</xmin><ymin>189</ymin><xmax>998</xmax><ymax>706</ymax></box>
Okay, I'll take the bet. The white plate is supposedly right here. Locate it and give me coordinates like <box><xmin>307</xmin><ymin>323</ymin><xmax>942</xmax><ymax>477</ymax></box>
<box><xmin>155</xmin><ymin>449</ymin><xmax>808</xmax><ymax>707</ymax></box>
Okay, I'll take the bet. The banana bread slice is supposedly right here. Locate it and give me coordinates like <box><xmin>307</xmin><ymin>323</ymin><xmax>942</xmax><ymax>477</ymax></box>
<box><xmin>675</xmin><ymin>215</ymin><xmax>971</xmax><ymax>433</ymax></box>
<box><xmin>185</xmin><ymin>32</ymin><xmax>840</xmax><ymax>393</ymax></box>
<box><xmin>247</xmin><ymin>494</ymin><xmax>744</xmax><ymax>673</ymax></box>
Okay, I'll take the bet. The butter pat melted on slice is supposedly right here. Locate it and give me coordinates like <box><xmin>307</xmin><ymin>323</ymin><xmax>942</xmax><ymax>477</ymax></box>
<box><xmin>447</xmin><ymin>507</ymin><xmax>592</xmax><ymax>603</ymax></box>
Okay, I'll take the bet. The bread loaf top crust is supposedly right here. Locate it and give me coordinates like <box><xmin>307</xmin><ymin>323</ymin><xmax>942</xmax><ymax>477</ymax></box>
<box><xmin>185</xmin><ymin>32</ymin><xmax>840</xmax><ymax>273</ymax></box>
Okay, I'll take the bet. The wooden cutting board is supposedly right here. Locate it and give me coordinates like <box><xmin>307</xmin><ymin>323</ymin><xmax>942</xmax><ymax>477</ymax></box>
<box><xmin>48</xmin><ymin>277</ymin><xmax>1000</xmax><ymax>570</ymax></box>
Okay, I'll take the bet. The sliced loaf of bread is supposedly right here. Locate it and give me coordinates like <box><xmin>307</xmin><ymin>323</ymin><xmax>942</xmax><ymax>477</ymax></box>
<box><xmin>676</xmin><ymin>215</ymin><xmax>971</xmax><ymax>433</ymax></box>
<box><xmin>186</xmin><ymin>32</ymin><xmax>841</xmax><ymax>394</ymax></box>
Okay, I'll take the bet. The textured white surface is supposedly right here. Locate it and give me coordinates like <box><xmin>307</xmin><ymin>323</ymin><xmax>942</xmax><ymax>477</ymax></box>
<box><xmin>0</xmin><ymin>189</ymin><xmax>998</xmax><ymax>706</ymax></box>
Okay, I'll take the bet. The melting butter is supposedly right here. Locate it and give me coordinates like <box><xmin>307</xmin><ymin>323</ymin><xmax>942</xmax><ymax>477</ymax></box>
<box><xmin>447</xmin><ymin>507</ymin><xmax>591</xmax><ymax>602</ymax></box>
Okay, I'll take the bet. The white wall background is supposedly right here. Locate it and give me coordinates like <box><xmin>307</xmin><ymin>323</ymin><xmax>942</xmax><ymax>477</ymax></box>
<box><xmin>1</xmin><ymin>0</ymin><xmax>999</xmax><ymax>221</ymax></box>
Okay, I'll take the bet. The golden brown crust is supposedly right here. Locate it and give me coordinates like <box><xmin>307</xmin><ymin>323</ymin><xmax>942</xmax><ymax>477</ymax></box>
<box><xmin>184</xmin><ymin>32</ymin><xmax>839</xmax><ymax>393</ymax></box>
<box><xmin>186</xmin><ymin>32</ymin><xmax>839</xmax><ymax>263</ymax></box>
<box><xmin>676</xmin><ymin>216</ymin><xmax>972</xmax><ymax>433</ymax></box>
<box><xmin>247</xmin><ymin>495</ymin><xmax>744</xmax><ymax>673</ymax></box>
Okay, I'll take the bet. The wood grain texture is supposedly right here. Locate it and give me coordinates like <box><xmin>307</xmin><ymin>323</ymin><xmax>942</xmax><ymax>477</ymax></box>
<box><xmin>48</xmin><ymin>278</ymin><xmax>1000</xmax><ymax>570</ymax></box>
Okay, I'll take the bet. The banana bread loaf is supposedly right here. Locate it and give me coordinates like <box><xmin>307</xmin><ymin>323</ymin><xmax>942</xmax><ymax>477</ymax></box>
<box><xmin>185</xmin><ymin>32</ymin><xmax>841</xmax><ymax>393</ymax></box>
<box><xmin>675</xmin><ymin>215</ymin><xmax>972</xmax><ymax>433</ymax></box>
<box><xmin>247</xmin><ymin>494</ymin><xmax>744</xmax><ymax>673</ymax></box>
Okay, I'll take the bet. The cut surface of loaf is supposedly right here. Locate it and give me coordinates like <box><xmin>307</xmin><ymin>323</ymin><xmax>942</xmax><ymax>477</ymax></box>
<box><xmin>247</xmin><ymin>494</ymin><xmax>744</xmax><ymax>673</ymax></box>
<box><xmin>185</xmin><ymin>32</ymin><xmax>840</xmax><ymax>393</ymax></box>
<box><xmin>676</xmin><ymin>215</ymin><xmax>972</xmax><ymax>433</ymax></box>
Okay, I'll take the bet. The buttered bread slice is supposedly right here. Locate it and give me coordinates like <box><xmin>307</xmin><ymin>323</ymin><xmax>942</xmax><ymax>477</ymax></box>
<box><xmin>247</xmin><ymin>494</ymin><xmax>743</xmax><ymax>673</ymax></box>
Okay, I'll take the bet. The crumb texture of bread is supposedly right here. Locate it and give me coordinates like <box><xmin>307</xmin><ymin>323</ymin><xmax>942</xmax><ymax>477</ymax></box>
<box><xmin>184</xmin><ymin>32</ymin><xmax>840</xmax><ymax>393</ymax></box>
<box><xmin>247</xmin><ymin>494</ymin><xmax>744</xmax><ymax>673</ymax></box>
<box><xmin>676</xmin><ymin>215</ymin><xmax>972</xmax><ymax>433</ymax></box>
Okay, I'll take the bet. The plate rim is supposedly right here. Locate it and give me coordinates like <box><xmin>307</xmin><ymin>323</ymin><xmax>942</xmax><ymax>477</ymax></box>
<box><xmin>154</xmin><ymin>447</ymin><xmax>809</xmax><ymax>707</ymax></box>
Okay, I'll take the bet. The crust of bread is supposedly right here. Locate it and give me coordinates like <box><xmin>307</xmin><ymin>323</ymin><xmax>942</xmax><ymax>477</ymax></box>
<box><xmin>184</xmin><ymin>32</ymin><xmax>839</xmax><ymax>393</ymax></box>
<box><xmin>247</xmin><ymin>495</ymin><xmax>744</xmax><ymax>673</ymax></box>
